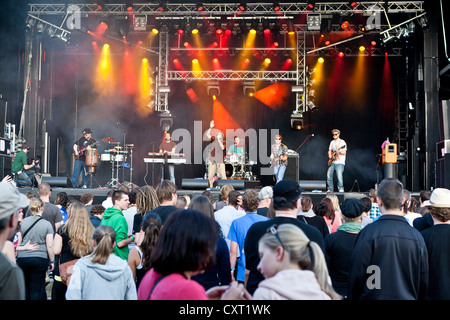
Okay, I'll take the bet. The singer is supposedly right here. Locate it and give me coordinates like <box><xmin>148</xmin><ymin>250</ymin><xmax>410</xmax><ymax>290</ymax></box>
<box><xmin>205</xmin><ymin>120</ymin><xmax>227</xmax><ymax>189</ymax></box>
<box><xmin>159</xmin><ymin>132</ymin><xmax>177</xmax><ymax>185</ymax></box>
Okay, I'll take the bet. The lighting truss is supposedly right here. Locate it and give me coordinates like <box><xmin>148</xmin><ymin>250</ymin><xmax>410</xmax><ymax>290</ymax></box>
<box><xmin>166</xmin><ymin>70</ymin><xmax>298</xmax><ymax>81</ymax></box>
<box><xmin>28</xmin><ymin>2</ymin><xmax>425</xmax><ymax>16</ymax></box>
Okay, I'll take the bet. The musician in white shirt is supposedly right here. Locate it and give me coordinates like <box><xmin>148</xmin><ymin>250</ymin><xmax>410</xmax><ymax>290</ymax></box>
<box><xmin>326</xmin><ymin>129</ymin><xmax>347</xmax><ymax>192</ymax></box>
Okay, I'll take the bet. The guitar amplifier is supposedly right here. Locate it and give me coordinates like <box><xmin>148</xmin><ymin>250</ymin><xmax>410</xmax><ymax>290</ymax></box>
<box><xmin>284</xmin><ymin>154</ymin><xmax>299</xmax><ymax>181</ymax></box>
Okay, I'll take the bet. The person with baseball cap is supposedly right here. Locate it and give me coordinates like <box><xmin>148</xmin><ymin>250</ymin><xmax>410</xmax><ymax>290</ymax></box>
<box><xmin>243</xmin><ymin>179</ymin><xmax>324</xmax><ymax>295</ymax></box>
<box><xmin>71</xmin><ymin>128</ymin><xmax>96</xmax><ymax>188</ymax></box>
<box><xmin>420</xmin><ymin>188</ymin><xmax>450</xmax><ymax>300</ymax></box>
<box><xmin>324</xmin><ymin>198</ymin><xmax>365</xmax><ymax>298</ymax></box>
<box><xmin>0</xmin><ymin>183</ymin><xmax>29</xmax><ymax>299</ymax></box>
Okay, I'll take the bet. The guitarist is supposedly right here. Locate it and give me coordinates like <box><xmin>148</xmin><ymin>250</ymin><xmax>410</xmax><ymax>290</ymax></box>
<box><xmin>327</xmin><ymin>129</ymin><xmax>347</xmax><ymax>192</ymax></box>
<box><xmin>71</xmin><ymin>128</ymin><xmax>96</xmax><ymax>188</ymax></box>
<box><xmin>270</xmin><ymin>135</ymin><xmax>288</xmax><ymax>184</ymax></box>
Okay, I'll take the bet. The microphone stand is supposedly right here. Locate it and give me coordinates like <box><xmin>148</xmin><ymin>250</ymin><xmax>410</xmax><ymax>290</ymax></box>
<box><xmin>294</xmin><ymin>134</ymin><xmax>314</xmax><ymax>153</ymax></box>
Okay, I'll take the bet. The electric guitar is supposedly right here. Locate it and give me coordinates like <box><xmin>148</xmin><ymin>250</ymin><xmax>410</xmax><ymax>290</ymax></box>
<box><xmin>74</xmin><ymin>140</ymin><xmax>100</xmax><ymax>160</ymax></box>
<box><xmin>328</xmin><ymin>145</ymin><xmax>346</xmax><ymax>166</ymax></box>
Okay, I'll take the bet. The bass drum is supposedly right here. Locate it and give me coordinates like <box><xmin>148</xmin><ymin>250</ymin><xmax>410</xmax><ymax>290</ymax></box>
<box><xmin>225</xmin><ymin>163</ymin><xmax>234</xmax><ymax>178</ymax></box>
<box><xmin>85</xmin><ymin>149</ymin><xmax>98</xmax><ymax>167</ymax></box>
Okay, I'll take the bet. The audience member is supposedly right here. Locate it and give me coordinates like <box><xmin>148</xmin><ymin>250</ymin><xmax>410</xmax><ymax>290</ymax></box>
<box><xmin>123</xmin><ymin>189</ymin><xmax>138</xmax><ymax>244</ymax></box>
<box><xmin>100</xmin><ymin>190</ymin><xmax>133</xmax><ymax>260</ymax></box>
<box><xmin>324</xmin><ymin>198</ymin><xmax>365</xmax><ymax>298</ymax></box>
<box><xmin>137</xmin><ymin>210</ymin><xmax>250</xmax><ymax>300</ymax></box>
<box><xmin>201</xmin><ymin>190</ymin><xmax>215</xmax><ymax>207</ymax></box>
<box><xmin>244</xmin><ymin>179</ymin><xmax>324</xmax><ymax>295</ymax></box>
<box><xmin>25</xmin><ymin>183</ymin><xmax>62</xmax><ymax>233</ymax></box>
<box><xmin>368</xmin><ymin>188</ymin><xmax>381</xmax><ymax>220</ymax></box>
<box><xmin>214</xmin><ymin>190</ymin><xmax>245</xmax><ymax>250</ymax></box>
<box><xmin>215</xmin><ymin>184</ymin><xmax>234</xmax><ymax>211</ymax></box>
<box><xmin>359</xmin><ymin>197</ymin><xmax>373</xmax><ymax>227</ymax></box>
<box><xmin>102</xmin><ymin>190</ymin><xmax>114</xmax><ymax>208</ymax></box>
<box><xmin>228</xmin><ymin>190</ymin><xmax>268</xmax><ymax>283</ymax></box>
<box><xmin>320</xmin><ymin>197</ymin><xmax>341</xmax><ymax>233</ymax></box>
<box><xmin>298</xmin><ymin>198</ymin><xmax>329</xmax><ymax>238</ymax></box>
<box><xmin>80</xmin><ymin>192</ymin><xmax>94</xmax><ymax>213</ymax></box>
<box><xmin>144</xmin><ymin>180</ymin><xmax>178</xmax><ymax>226</ymax></box>
<box><xmin>420</xmin><ymin>188</ymin><xmax>450</xmax><ymax>299</ymax></box>
<box><xmin>403</xmin><ymin>189</ymin><xmax>421</xmax><ymax>226</ymax></box>
<box><xmin>0</xmin><ymin>183</ymin><xmax>28</xmax><ymax>300</ymax></box>
<box><xmin>52</xmin><ymin>202</ymin><xmax>94</xmax><ymax>300</ymax></box>
<box><xmin>175</xmin><ymin>194</ymin><xmax>190</xmax><ymax>209</ymax></box>
<box><xmin>66</xmin><ymin>225</ymin><xmax>137</xmax><ymax>300</ymax></box>
<box><xmin>254</xmin><ymin>224</ymin><xmax>341</xmax><ymax>300</ymax></box>
<box><xmin>128</xmin><ymin>212</ymin><xmax>161</xmax><ymax>288</ymax></box>
<box><xmin>348</xmin><ymin>178</ymin><xmax>428</xmax><ymax>300</ymax></box>
<box><xmin>189</xmin><ymin>196</ymin><xmax>232</xmax><ymax>290</ymax></box>
<box><xmin>89</xmin><ymin>204</ymin><xmax>104</xmax><ymax>228</ymax></box>
<box><xmin>326</xmin><ymin>192</ymin><xmax>343</xmax><ymax>222</ymax></box>
<box><xmin>16</xmin><ymin>197</ymin><xmax>55</xmax><ymax>300</ymax></box>
<box><xmin>133</xmin><ymin>185</ymin><xmax>160</xmax><ymax>234</ymax></box>
<box><xmin>54</xmin><ymin>192</ymin><xmax>70</xmax><ymax>224</ymax></box>
<box><xmin>257</xmin><ymin>186</ymin><xmax>273</xmax><ymax>217</ymax></box>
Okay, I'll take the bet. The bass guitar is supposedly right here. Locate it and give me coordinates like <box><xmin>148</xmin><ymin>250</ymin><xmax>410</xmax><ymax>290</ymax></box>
<box><xmin>74</xmin><ymin>140</ymin><xmax>100</xmax><ymax>160</ymax></box>
<box><xmin>328</xmin><ymin>145</ymin><xmax>346</xmax><ymax>166</ymax></box>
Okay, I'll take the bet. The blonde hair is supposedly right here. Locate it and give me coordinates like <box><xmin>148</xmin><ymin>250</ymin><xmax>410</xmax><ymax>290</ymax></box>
<box><xmin>136</xmin><ymin>185</ymin><xmax>160</xmax><ymax>215</ymax></box>
<box><xmin>29</xmin><ymin>197</ymin><xmax>44</xmax><ymax>216</ymax></box>
<box><xmin>62</xmin><ymin>202</ymin><xmax>95</xmax><ymax>257</ymax></box>
<box><xmin>326</xmin><ymin>193</ymin><xmax>342</xmax><ymax>222</ymax></box>
<box><xmin>89</xmin><ymin>225</ymin><xmax>115</xmax><ymax>265</ymax></box>
<box><xmin>259</xmin><ymin>224</ymin><xmax>341</xmax><ymax>300</ymax></box>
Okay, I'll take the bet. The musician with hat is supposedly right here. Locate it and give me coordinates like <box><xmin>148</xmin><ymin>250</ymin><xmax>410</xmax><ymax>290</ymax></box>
<box><xmin>71</xmin><ymin>128</ymin><xmax>96</xmax><ymax>188</ymax></box>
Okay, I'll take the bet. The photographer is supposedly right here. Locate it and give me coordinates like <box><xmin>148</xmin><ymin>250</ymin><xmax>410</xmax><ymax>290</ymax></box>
<box><xmin>12</xmin><ymin>146</ymin><xmax>37</xmax><ymax>187</ymax></box>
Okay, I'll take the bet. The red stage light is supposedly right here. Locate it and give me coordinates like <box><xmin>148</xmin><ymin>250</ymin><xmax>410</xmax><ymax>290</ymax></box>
<box><xmin>325</xmin><ymin>40</ymin><xmax>330</xmax><ymax>46</ymax></box>
<box><xmin>264</xmin><ymin>29</ymin><xmax>271</xmax><ymax>35</ymax></box>
<box><xmin>177</xmin><ymin>29</ymin><xmax>184</xmax><ymax>34</ymax></box>
<box><xmin>341</xmin><ymin>21</ymin><xmax>349</xmax><ymax>30</ymax></box>
<box><xmin>371</xmin><ymin>40</ymin><xmax>377</xmax><ymax>46</ymax></box>
<box><xmin>224</xmin><ymin>29</ymin><xmax>232</xmax><ymax>36</ymax></box>
<box><xmin>216</xmin><ymin>29</ymin><xmax>223</xmax><ymax>35</ymax></box>
<box><xmin>338</xmin><ymin>52</ymin><xmax>344</xmax><ymax>58</ymax></box>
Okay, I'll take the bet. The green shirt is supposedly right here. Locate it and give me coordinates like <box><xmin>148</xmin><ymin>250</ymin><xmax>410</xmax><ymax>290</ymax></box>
<box><xmin>12</xmin><ymin>151</ymin><xmax>28</xmax><ymax>173</ymax></box>
<box><xmin>100</xmin><ymin>207</ymin><xmax>129</xmax><ymax>261</ymax></box>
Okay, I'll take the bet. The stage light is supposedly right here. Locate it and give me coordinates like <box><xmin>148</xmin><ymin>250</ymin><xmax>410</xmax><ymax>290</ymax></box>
<box><xmin>307</xmin><ymin>15</ymin><xmax>321</xmax><ymax>31</ymax></box>
<box><xmin>239</xmin><ymin>2</ymin><xmax>247</xmax><ymax>11</ymax></box>
<box><xmin>264</xmin><ymin>29</ymin><xmax>271</xmax><ymax>35</ymax></box>
<box><xmin>341</xmin><ymin>20</ymin><xmax>349</xmax><ymax>30</ymax></box>
<box><xmin>224</xmin><ymin>29</ymin><xmax>232</xmax><ymax>36</ymax></box>
<box><xmin>216</xmin><ymin>29</ymin><xmax>223</xmax><ymax>35</ymax></box>
<box><xmin>338</xmin><ymin>51</ymin><xmax>344</xmax><ymax>58</ymax></box>
<box><xmin>192</xmin><ymin>29</ymin><xmax>198</xmax><ymax>35</ymax></box>
<box><xmin>126</xmin><ymin>1</ymin><xmax>133</xmax><ymax>11</ymax></box>
<box><xmin>133</xmin><ymin>16</ymin><xmax>147</xmax><ymax>31</ymax></box>
<box><xmin>264</xmin><ymin>58</ymin><xmax>271</xmax><ymax>64</ymax></box>
<box><xmin>349</xmin><ymin>1</ymin><xmax>357</xmax><ymax>8</ymax></box>
<box><xmin>196</xmin><ymin>2</ymin><xmax>204</xmax><ymax>11</ymax></box>
<box><xmin>158</xmin><ymin>1</ymin><xmax>167</xmax><ymax>11</ymax></box>
<box><xmin>152</xmin><ymin>28</ymin><xmax>159</xmax><ymax>35</ymax></box>
<box><xmin>177</xmin><ymin>29</ymin><xmax>184</xmax><ymax>35</ymax></box>
<box><xmin>359</xmin><ymin>46</ymin><xmax>365</xmax><ymax>52</ymax></box>
<box><xmin>273</xmin><ymin>2</ymin><xmax>280</xmax><ymax>11</ymax></box>
<box><xmin>307</xmin><ymin>1</ymin><xmax>315</xmax><ymax>10</ymax></box>
<box><xmin>97</xmin><ymin>1</ymin><xmax>105</xmax><ymax>10</ymax></box>
<box><xmin>371</xmin><ymin>40</ymin><xmax>377</xmax><ymax>46</ymax></box>
<box><xmin>249</xmin><ymin>29</ymin><xmax>256</xmax><ymax>35</ymax></box>
<box><xmin>318</xmin><ymin>57</ymin><xmax>324</xmax><ymax>63</ymax></box>
<box><xmin>192</xmin><ymin>58</ymin><xmax>199</xmax><ymax>64</ymax></box>
<box><xmin>290</xmin><ymin>113</ymin><xmax>304</xmax><ymax>131</ymax></box>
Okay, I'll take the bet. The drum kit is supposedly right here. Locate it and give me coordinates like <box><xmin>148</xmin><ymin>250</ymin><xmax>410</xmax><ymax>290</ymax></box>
<box><xmin>85</xmin><ymin>137</ymin><xmax>134</xmax><ymax>188</ymax></box>
<box><xmin>223</xmin><ymin>154</ymin><xmax>256</xmax><ymax>180</ymax></box>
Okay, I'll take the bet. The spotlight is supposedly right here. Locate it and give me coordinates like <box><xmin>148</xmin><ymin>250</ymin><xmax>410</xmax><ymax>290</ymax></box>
<box><xmin>318</xmin><ymin>57</ymin><xmax>324</xmax><ymax>63</ymax></box>
<box><xmin>160</xmin><ymin>116</ymin><xmax>173</xmax><ymax>133</ymax></box>
<box><xmin>239</xmin><ymin>2</ymin><xmax>247</xmax><ymax>11</ymax></box>
<box><xmin>307</xmin><ymin>1</ymin><xmax>315</xmax><ymax>10</ymax></box>
<box><xmin>158</xmin><ymin>1</ymin><xmax>167</xmax><ymax>11</ymax></box>
<box><xmin>196</xmin><ymin>2</ymin><xmax>204</xmax><ymax>11</ymax></box>
<box><xmin>126</xmin><ymin>1</ymin><xmax>133</xmax><ymax>11</ymax></box>
<box><xmin>307</xmin><ymin>15</ymin><xmax>321</xmax><ymax>31</ymax></box>
<box><xmin>349</xmin><ymin>1</ymin><xmax>357</xmax><ymax>8</ymax></box>
<box><xmin>97</xmin><ymin>1</ymin><xmax>105</xmax><ymax>10</ymax></box>
<box><xmin>192</xmin><ymin>29</ymin><xmax>198</xmax><ymax>35</ymax></box>
<box><xmin>359</xmin><ymin>46</ymin><xmax>365</xmax><ymax>52</ymax></box>
<box><xmin>273</xmin><ymin>2</ymin><xmax>280</xmax><ymax>11</ymax></box>
<box><xmin>338</xmin><ymin>51</ymin><xmax>344</xmax><ymax>58</ymax></box>
<box><xmin>290</xmin><ymin>113</ymin><xmax>304</xmax><ymax>131</ymax></box>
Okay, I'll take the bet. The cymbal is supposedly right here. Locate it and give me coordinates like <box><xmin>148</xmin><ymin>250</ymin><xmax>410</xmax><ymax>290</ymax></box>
<box><xmin>102</xmin><ymin>137</ymin><xmax>116</xmax><ymax>143</ymax></box>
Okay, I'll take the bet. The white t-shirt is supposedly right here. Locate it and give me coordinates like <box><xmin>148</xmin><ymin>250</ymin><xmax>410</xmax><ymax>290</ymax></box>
<box><xmin>329</xmin><ymin>139</ymin><xmax>347</xmax><ymax>165</ymax></box>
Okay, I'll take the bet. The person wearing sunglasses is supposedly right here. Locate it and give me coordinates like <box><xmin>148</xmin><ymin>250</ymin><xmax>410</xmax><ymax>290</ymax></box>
<box><xmin>269</xmin><ymin>135</ymin><xmax>289</xmax><ymax>184</ymax></box>
<box><xmin>327</xmin><ymin>129</ymin><xmax>347</xmax><ymax>192</ymax></box>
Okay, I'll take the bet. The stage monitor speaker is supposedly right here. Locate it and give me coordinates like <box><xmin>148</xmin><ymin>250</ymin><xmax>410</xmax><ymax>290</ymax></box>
<box><xmin>299</xmin><ymin>180</ymin><xmax>327</xmax><ymax>191</ymax></box>
<box><xmin>181</xmin><ymin>179</ymin><xmax>209</xmax><ymax>190</ymax></box>
<box><xmin>284</xmin><ymin>154</ymin><xmax>299</xmax><ymax>181</ymax></box>
<box><xmin>216</xmin><ymin>179</ymin><xmax>245</xmax><ymax>190</ymax></box>
<box><xmin>41</xmin><ymin>176</ymin><xmax>72</xmax><ymax>188</ymax></box>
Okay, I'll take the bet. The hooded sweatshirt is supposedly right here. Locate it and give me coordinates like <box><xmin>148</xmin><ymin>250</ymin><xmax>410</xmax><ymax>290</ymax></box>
<box><xmin>65</xmin><ymin>254</ymin><xmax>137</xmax><ymax>300</ymax></box>
<box><xmin>252</xmin><ymin>269</ymin><xmax>331</xmax><ymax>300</ymax></box>
<box><xmin>100</xmin><ymin>207</ymin><xmax>129</xmax><ymax>260</ymax></box>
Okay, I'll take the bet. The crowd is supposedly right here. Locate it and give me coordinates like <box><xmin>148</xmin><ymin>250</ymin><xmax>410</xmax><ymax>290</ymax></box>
<box><xmin>0</xmin><ymin>177</ymin><xmax>449</xmax><ymax>301</ymax></box>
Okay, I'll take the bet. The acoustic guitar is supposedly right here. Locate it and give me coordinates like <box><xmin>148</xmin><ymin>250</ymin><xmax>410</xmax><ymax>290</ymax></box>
<box><xmin>328</xmin><ymin>145</ymin><xmax>346</xmax><ymax>166</ymax></box>
<box><xmin>74</xmin><ymin>140</ymin><xmax>100</xmax><ymax>160</ymax></box>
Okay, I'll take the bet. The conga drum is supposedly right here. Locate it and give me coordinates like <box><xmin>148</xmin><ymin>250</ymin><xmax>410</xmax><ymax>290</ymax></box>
<box><xmin>85</xmin><ymin>148</ymin><xmax>98</xmax><ymax>173</ymax></box>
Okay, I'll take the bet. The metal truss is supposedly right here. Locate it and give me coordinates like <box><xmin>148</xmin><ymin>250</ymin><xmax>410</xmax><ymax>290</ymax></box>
<box><xmin>166</xmin><ymin>70</ymin><xmax>298</xmax><ymax>81</ymax></box>
<box><xmin>28</xmin><ymin>2</ymin><xmax>425</xmax><ymax>16</ymax></box>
